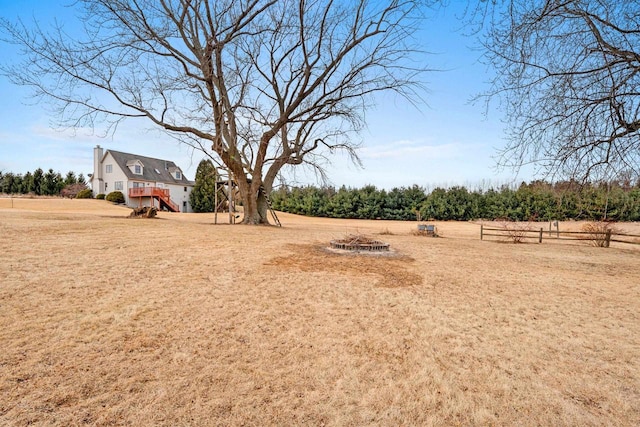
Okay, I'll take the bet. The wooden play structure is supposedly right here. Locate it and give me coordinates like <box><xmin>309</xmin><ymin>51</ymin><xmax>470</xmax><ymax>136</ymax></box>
<box><xmin>213</xmin><ymin>168</ymin><xmax>236</xmax><ymax>224</ymax></box>
<box><xmin>213</xmin><ymin>168</ymin><xmax>281</xmax><ymax>226</ymax></box>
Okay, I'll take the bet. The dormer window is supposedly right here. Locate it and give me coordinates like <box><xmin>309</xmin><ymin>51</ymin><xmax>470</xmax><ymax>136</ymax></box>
<box><xmin>126</xmin><ymin>159</ymin><xmax>144</xmax><ymax>175</ymax></box>
<box><xmin>167</xmin><ymin>166</ymin><xmax>182</xmax><ymax>180</ymax></box>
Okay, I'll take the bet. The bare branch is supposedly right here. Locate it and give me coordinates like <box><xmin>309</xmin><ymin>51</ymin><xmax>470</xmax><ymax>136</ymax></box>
<box><xmin>1</xmin><ymin>0</ymin><xmax>431</xmax><ymax>223</ymax></box>
<box><xmin>469</xmin><ymin>0</ymin><xmax>640</xmax><ymax>182</ymax></box>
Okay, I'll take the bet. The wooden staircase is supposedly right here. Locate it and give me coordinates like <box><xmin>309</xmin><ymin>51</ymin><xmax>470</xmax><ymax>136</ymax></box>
<box><xmin>129</xmin><ymin>187</ymin><xmax>180</xmax><ymax>212</ymax></box>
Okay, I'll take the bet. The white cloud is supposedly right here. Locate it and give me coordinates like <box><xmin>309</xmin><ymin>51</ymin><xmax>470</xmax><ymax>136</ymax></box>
<box><xmin>360</xmin><ymin>139</ymin><xmax>471</xmax><ymax>160</ymax></box>
<box><xmin>30</xmin><ymin>124</ymin><xmax>106</xmax><ymax>143</ymax></box>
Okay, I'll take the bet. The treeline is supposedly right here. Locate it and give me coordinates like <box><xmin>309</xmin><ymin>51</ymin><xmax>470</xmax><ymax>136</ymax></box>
<box><xmin>270</xmin><ymin>181</ymin><xmax>640</xmax><ymax>222</ymax></box>
<box><xmin>0</xmin><ymin>168</ymin><xmax>87</xmax><ymax>196</ymax></box>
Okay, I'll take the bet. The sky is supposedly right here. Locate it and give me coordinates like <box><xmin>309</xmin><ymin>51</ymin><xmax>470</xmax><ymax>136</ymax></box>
<box><xmin>0</xmin><ymin>1</ymin><xmax>534</xmax><ymax>190</ymax></box>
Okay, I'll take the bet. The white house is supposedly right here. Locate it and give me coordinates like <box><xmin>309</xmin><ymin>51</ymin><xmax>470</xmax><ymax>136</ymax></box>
<box><xmin>90</xmin><ymin>145</ymin><xmax>195</xmax><ymax>213</ymax></box>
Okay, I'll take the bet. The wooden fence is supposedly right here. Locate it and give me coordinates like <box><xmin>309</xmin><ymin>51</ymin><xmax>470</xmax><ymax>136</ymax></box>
<box><xmin>480</xmin><ymin>224</ymin><xmax>640</xmax><ymax>248</ymax></box>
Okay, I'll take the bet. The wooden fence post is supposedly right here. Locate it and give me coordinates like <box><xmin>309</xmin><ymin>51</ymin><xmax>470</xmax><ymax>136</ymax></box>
<box><xmin>539</xmin><ymin>228</ymin><xmax>543</xmax><ymax>243</ymax></box>
<box><xmin>605</xmin><ymin>229</ymin><xmax>612</xmax><ymax>248</ymax></box>
<box><xmin>480</xmin><ymin>224</ymin><xmax>484</xmax><ymax>241</ymax></box>
<box><xmin>214</xmin><ymin>178</ymin><xmax>218</xmax><ymax>224</ymax></box>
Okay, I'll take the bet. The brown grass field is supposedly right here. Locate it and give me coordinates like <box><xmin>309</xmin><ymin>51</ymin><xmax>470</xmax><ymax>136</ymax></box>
<box><xmin>1</xmin><ymin>198</ymin><xmax>639</xmax><ymax>426</ymax></box>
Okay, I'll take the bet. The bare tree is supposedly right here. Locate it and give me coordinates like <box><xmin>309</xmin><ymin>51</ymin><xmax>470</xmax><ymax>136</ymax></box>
<box><xmin>471</xmin><ymin>0</ymin><xmax>640</xmax><ymax>182</ymax></box>
<box><xmin>1</xmin><ymin>0</ymin><xmax>429</xmax><ymax>224</ymax></box>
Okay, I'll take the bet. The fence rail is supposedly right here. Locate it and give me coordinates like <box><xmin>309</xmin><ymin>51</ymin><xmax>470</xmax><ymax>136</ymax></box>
<box><xmin>480</xmin><ymin>224</ymin><xmax>640</xmax><ymax>247</ymax></box>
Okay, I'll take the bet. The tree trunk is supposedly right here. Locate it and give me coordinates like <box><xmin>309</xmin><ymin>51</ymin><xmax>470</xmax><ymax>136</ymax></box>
<box><xmin>238</xmin><ymin>181</ymin><xmax>270</xmax><ymax>225</ymax></box>
<box><xmin>241</xmin><ymin>197</ymin><xmax>269</xmax><ymax>224</ymax></box>
<box><xmin>257</xmin><ymin>190</ymin><xmax>269</xmax><ymax>222</ymax></box>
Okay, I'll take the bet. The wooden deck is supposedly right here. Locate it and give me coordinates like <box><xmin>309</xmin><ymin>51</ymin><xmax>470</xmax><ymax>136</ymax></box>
<box><xmin>128</xmin><ymin>187</ymin><xmax>180</xmax><ymax>212</ymax></box>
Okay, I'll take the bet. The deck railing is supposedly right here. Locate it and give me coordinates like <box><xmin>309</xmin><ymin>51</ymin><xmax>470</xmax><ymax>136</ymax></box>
<box><xmin>128</xmin><ymin>187</ymin><xmax>170</xmax><ymax>198</ymax></box>
<box><xmin>128</xmin><ymin>187</ymin><xmax>179</xmax><ymax>212</ymax></box>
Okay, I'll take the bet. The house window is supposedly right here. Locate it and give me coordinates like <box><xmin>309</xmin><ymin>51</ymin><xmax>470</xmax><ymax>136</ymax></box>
<box><xmin>175</xmin><ymin>171</ymin><xmax>182</xmax><ymax>179</ymax></box>
<box><xmin>105</xmin><ymin>164</ymin><xmax>113</xmax><ymax>173</ymax></box>
<box><xmin>184</xmin><ymin>186</ymin><xmax>187</xmax><ymax>192</ymax></box>
<box><xmin>114</xmin><ymin>181</ymin><xmax>123</xmax><ymax>191</ymax></box>
<box><xmin>134</xmin><ymin>165</ymin><xmax>142</xmax><ymax>174</ymax></box>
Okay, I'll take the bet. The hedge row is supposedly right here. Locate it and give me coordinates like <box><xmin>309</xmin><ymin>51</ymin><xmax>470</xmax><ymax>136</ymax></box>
<box><xmin>270</xmin><ymin>181</ymin><xmax>640</xmax><ymax>222</ymax></box>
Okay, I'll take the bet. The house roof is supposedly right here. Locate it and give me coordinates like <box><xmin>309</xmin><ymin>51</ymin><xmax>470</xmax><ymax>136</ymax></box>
<box><xmin>105</xmin><ymin>150</ymin><xmax>195</xmax><ymax>185</ymax></box>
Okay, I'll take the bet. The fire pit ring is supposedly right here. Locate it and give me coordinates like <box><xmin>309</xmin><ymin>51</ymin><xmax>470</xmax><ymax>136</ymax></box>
<box><xmin>329</xmin><ymin>234</ymin><xmax>390</xmax><ymax>252</ymax></box>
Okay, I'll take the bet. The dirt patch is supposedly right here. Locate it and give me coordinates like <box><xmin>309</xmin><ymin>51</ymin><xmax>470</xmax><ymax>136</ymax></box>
<box><xmin>265</xmin><ymin>243</ymin><xmax>422</xmax><ymax>288</ymax></box>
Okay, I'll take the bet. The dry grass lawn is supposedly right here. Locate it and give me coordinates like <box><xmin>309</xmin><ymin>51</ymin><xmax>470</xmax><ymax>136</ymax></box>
<box><xmin>1</xmin><ymin>198</ymin><xmax>639</xmax><ymax>426</ymax></box>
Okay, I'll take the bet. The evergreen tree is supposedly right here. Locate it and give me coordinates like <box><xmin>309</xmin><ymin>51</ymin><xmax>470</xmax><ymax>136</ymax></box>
<box><xmin>55</xmin><ymin>172</ymin><xmax>65</xmax><ymax>194</ymax></box>
<box><xmin>43</xmin><ymin>168</ymin><xmax>59</xmax><ymax>196</ymax></box>
<box><xmin>32</xmin><ymin>168</ymin><xmax>44</xmax><ymax>195</ymax></box>
<box><xmin>1</xmin><ymin>172</ymin><xmax>15</xmax><ymax>194</ymax></box>
<box><xmin>12</xmin><ymin>174</ymin><xmax>24</xmax><ymax>194</ymax></box>
<box><xmin>189</xmin><ymin>159</ymin><xmax>219</xmax><ymax>213</ymax></box>
<box><xmin>22</xmin><ymin>171</ymin><xmax>34</xmax><ymax>194</ymax></box>
<box><xmin>64</xmin><ymin>171</ymin><xmax>77</xmax><ymax>186</ymax></box>
<box><xmin>258</xmin><ymin>179</ymin><xmax>640</xmax><ymax>221</ymax></box>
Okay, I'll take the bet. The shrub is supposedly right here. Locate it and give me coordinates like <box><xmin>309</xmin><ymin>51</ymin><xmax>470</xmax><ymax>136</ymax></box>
<box><xmin>581</xmin><ymin>221</ymin><xmax>620</xmax><ymax>247</ymax></box>
<box><xmin>62</xmin><ymin>183</ymin><xmax>89</xmax><ymax>198</ymax></box>
<box><xmin>75</xmin><ymin>188</ymin><xmax>93</xmax><ymax>199</ymax></box>
<box><xmin>106</xmin><ymin>191</ymin><xmax>125</xmax><ymax>204</ymax></box>
<box><xmin>378</xmin><ymin>227</ymin><xmax>394</xmax><ymax>235</ymax></box>
<box><xmin>499</xmin><ymin>221</ymin><xmax>534</xmax><ymax>243</ymax></box>
<box><xmin>96</xmin><ymin>193</ymin><xmax>105</xmax><ymax>200</ymax></box>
